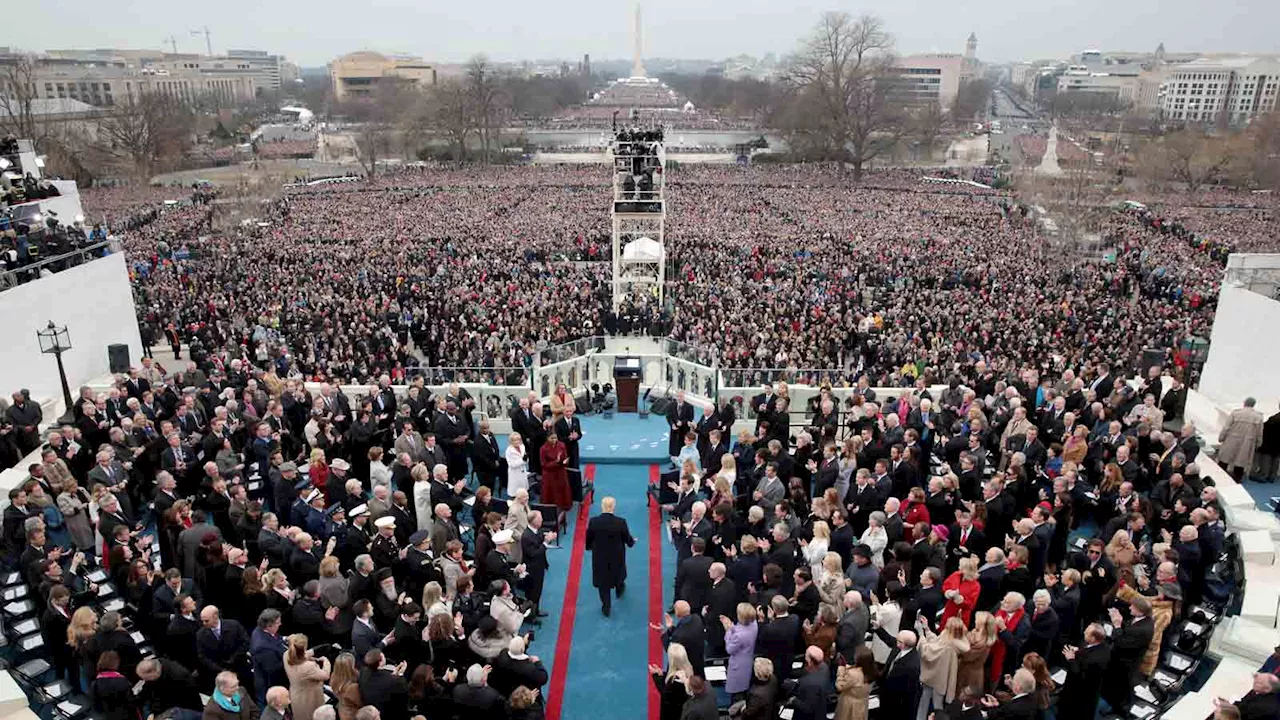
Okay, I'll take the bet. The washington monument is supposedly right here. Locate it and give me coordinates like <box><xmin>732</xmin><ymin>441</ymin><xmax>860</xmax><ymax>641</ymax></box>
<box><xmin>631</xmin><ymin>1</ymin><xmax>646</xmax><ymax>78</ymax></box>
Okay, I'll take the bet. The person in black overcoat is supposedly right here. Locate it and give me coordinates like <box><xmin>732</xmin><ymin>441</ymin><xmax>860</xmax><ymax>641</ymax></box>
<box><xmin>585</xmin><ymin>497</ymin><xmax>635</xmax><ymax>616</ymax></box>
<box><xmin>874</xmin><ymin>625</ymin><xmax>922</xmax><ymax>720</ymax></box>
<box><xmin>1057</xmin><ymin>624</ymin><xmax>1111</xmax><ymax>720</ymax></box>
<box><xmin>665</xmin><ymin>391</ymin><xmax>696</xmax><ymax>459</ymax></box>
<box><xmin>554</xmin><ymin>407</ymin><xmax>584</xmax><ymax>501</ymax></box>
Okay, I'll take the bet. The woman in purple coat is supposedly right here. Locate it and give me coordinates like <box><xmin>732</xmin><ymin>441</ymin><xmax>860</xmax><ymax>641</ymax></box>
<box><xmin>722</xmin><ymin>603</ymin><xmax>760</xmax><ymax>698</ymax></box>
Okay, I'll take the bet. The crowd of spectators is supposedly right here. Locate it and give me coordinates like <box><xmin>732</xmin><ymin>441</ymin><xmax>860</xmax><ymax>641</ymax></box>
<box><xmin>82</xmin><ymin>163</ymin><xmax>1280</xmax><ymax>394</ymax></box>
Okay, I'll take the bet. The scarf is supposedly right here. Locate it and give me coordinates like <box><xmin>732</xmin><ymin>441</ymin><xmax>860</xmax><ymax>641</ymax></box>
<box><xmin>989</xmin><ymin>606</ymin><xmax>1026</xmax><ymax>683</ymax></box>
<box><xmin>213</xmin><ymin>689</ymin><xmax>242</xmax><ymax>713</ymax></box>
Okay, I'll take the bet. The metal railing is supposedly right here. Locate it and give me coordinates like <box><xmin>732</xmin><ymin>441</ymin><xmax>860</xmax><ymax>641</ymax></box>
<box><xmin>403</xmin><ymin>366</ymin><xmax>532</xmax><ymax>387</ymax></box>
<box><xmin>0</xmin><ymin>240</ymin><xmax>115</xmax><ymax>291</ymax></box>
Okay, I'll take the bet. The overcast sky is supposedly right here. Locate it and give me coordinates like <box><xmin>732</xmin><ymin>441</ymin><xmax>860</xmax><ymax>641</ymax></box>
<box><xmin>8</xmin><ymin>0</ymin><xmax>1279</xmax><ymax>67</ymax></box>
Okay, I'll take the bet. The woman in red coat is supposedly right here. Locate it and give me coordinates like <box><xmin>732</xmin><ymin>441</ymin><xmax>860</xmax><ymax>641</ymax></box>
<box><xmin>540</xmin><ymin>433</ymin><xmax>572</xmax><ymax>510</ymax></box>
<box><xmin>901</xmin><ymin>487</ymin><xmax>931</xmax><ymax>543</ymax></box>
<box><xmin>941</xmin><ymin>556</ymin><xmax>982</xmax><ymax>628</ymax></box>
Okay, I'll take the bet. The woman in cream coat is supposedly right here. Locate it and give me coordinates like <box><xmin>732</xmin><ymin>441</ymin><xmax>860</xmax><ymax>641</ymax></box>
<box><xmin>411</xmin><ymin>463</ymin><xmax>433</xmax><ymax>530</ymax></box>
<box><xmin>503</xmin><ymin>489</ymin><xmax>532</xmax><ymax>564</ymax></box>
<box><xmin>506</xmin><ymin>433</ymin><xmax>530</xmax><ymax>497</ymax></box>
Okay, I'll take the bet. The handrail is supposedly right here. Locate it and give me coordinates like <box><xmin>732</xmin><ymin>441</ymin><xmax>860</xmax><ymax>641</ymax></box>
<box><xmin>0</xmin><ymin>240</ymin><xmax>114</xmax><ymax>291</ymax></box>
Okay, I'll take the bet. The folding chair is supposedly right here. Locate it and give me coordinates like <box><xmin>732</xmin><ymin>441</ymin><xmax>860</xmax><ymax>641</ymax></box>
<box><xmin>532</xmin><ymin>504</ymin><xmax>565</xmax><ymax>548</ymax></box>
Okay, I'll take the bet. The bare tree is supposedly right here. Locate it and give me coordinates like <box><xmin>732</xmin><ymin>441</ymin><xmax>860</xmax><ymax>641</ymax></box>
<box><xmin>782</xmin><ymin>12</ymin><xmax>902</xmax><ymax>180</ymax></box>
<box><xmin>94</xmin><ymin>94</ymin><xmax>193</xmax><ymax>179</ymax></box>
<box><xmin>1158</xmin><ymin>128</ymin><xmax>1239</xmax><ymax>192</ymax></box>
<box><xmin>0</xmin><ymin>55</ymin><xmax>46</xmax><ymax>144</ymax></box>
<box><xmin>429</xmin><ymin>79</ymin><xmax>476</xmax><ymax>164</ymax></box>
<box><xmin>466</xmin><ymin>56</ymin><xmax>505</xmax><ymax>164</ymax></box>
<box><xmin>908</xmin><ymin>102</ymin><xmax>945</xmax><ymax>162</ymax></box>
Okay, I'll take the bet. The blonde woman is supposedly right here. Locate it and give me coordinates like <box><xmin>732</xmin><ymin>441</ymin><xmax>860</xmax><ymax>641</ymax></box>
<box><xmin>411</xmin><ymin>463</ymin><xmax>433</xmax><ymax>529</ymax></box>
<box><xmin>422</xmin><ymin>581</ymin><xmax>452</xmax><ymax>619</ymax></box>
<box><xmin>329</xmin><ymin>652</ymin><xmax>361</xmax><ymax>720</ymax></box>
<box><xmin>68</xmin><ymin>606</ymin><xmax>98</xmax><ymax>691</ymax></box>
<box><xmin>317</xmin><ymin>556</ymin><xmax>350</xmax><ymax>610</ymax></box>
<box><xmin>804</xmin><ymin>521</ymin><xmax>831</xmax><ymax>579</ymax></box>
<box><xmin>503</xmin><ymin>489</ymin><xmax>531</xmax><ymax>564</ymax></box>
<box><xmin>709</xmin><ymin>475</ymin><xmax>734</xmax><ymax>510</ymax></box>
<box><xmin>817</xmin><ymin>552</ymin><xmax>845</xmax><ymax>609</ymax></box>
<box><xmin>957</xmin><ymin>611</ymin><xmax>997</xmax><ymax>693</ymax></box>
<box><xmin>649</xmin><ymin>642</ymin><xmax>694</xmax><ymax>720</ymax></box>
<box><xmin>1105</xmin><ymin>528</ymin><xmax>1137</xmax><ymax>573</ymax></box>
<box><xmin>284</xmin><ymin>634</ymin><xmax>330</xmax><ymax>720</ymax></box>
<box><xmin>505</xmin><ymin>433</ymin><xmax>529</xmax><ymax>497</ymax></box>
<box><xmin>917</xmin><ymin>616</ymin><xmax>971</xmax><ymax>720</ymax></box>
<box><xmin>716</xmin><ymin>453</ymin><xmax>737</xmax><ymax>489</ymax></box>
<box><xmin>368</xmin><ymin>446</ymin><xmax>391</xmax><ymax>492</ymax></box>
<box><xmin>837</xmin><ymin>436</ymin><xmax>863</xmax><ymax>500</ymax></box>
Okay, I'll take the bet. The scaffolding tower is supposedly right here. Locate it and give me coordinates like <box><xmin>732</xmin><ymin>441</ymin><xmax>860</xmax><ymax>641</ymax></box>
<box><xmin>610</xmin><ymin>123</ymin><xmax>667</xmax><ymax>309</ymax></box>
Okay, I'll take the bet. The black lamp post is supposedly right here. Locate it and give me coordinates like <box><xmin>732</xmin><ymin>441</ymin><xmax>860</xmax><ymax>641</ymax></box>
<box><xmin>37</xmin><ymin>321</ymin><xmax>75</xmax><ymax>424</ymax></box>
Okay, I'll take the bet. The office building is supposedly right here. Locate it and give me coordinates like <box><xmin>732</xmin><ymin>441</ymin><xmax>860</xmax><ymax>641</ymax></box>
<box><xmin>888</xmin><ymin>34</ymin><xmax>980</xmax><ymax>108</ymax></box>
<box><xmin>1160</xmin><ymin>56</ymin><xmax>1280</xmax><ymax>124</ymax></box>
<box><xmin>329</xmin><ymin>52</ymin><xmax>437</xmax><ymax>101</ymax></box>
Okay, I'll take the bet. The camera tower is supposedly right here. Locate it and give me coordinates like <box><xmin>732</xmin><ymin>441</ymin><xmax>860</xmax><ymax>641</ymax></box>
<box><xmin>610</xmin><ymin>120</ymin><xmax>667</xmax><ymax>310</ymax></box>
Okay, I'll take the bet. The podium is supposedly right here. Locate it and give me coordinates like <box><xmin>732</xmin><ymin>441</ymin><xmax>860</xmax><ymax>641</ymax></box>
<box><xmin>615</xmin><ymin>356</ymin><xmax>642</xmax><ymax>412</ymax></box>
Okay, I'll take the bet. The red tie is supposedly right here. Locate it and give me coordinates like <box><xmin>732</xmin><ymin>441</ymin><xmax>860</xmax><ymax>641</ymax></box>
<box><xmin>961</xmin><ymin>528</ymin><xmax>969</xmax><ymax>544</ymax></box>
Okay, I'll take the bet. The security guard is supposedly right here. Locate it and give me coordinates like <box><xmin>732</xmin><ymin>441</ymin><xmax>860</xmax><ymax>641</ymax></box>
<box><xmin>338</xmin><ymin>504</ymin><xmax>372</xmax><ymax>572</ymax></box>
<box><xmin>403</xmin><ymin>529</ymin><xmax>443</xmax><ymax>601</ymax></box>
<box><xmin>369</xmin><ymin>516</ymin><xmax>404</xmax><ymax>574</ymax></box>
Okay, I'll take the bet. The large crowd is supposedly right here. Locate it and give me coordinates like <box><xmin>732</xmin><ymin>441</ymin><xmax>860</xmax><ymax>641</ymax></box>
<box><xmin>0</xmin><ymin>160</ymin><xmax>1278</xmax><ymax>720</ymax></box>
<box><xmin>81</xmin><ymin>163</ymin><xmax>1280</xmax><ymax>395</ymax></box>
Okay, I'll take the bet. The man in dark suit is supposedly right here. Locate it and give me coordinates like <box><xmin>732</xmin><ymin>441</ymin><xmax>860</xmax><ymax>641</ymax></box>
<box><xmin>812</xmin><ymin>444</ymin><xmax>840</xmax><ymax>498</ymax></box>
<box><xmin>675</xmin><ymin>537</ymin><xmax>714</xmax><ymax>613</ymax></box>
<box><xmin>194</xmin><ymin>606</ymin><xmax>250</xmax><ymax>681</ymax></box>
<box><xmin>874</xmin><ymin>625</ymin><xmax>922</xmax><ymax>720</ymax></box>
<box><xmin>433</xmin><ymin>402</ymin><xmax>470</xmax><ymax>481</ymax></box>
<box><xmin>358</xmin><ymin>649</ymin><xmax>410</xmax><ymax>720</ymax></box>
<box><xmin>947</xmin><ymin>510</ymin><xmax>987</xmax><ymax>573</ymax></box>
<box><xmin>665</xmin><ymin>390</ymin><xmax>696</xmax><ymax>461</ymax></box>
<box><xmin>471</xmin><ymin>420</ymin><xmax>503</xmax><ymax>493</ymax></box>
<box><xmin>521</xmin><ymin>510</ymin><xmax>553</xmax><ymax>617</ymax></box>
<box><xmin>982</xmin><ymin>669</ymin><xmax>1039</xmax><ymax>719</ymax></box>
<box><xmin>703</xmin><ymin>562</ymin><xmax>737</xmax><ymax>656</ymax></box>
<box><xmin>554</xmin><ymin>407</ymin><xmax>584</xmax><ymax>501</ymax></box>
<box><xmin>830</xmin><ymin>510</ymin><xmax>856</xmax><ymax>569</ymax></box>
<box><xmin>1058</xmin><ymin>624</ymin><xmax>1111</xmax><ymax>720</ymax></box>
<box><xmin>586</xmin><ymin>496</ymin><xmax>635</xmax><ymax>616</ymax></box>
<box><xmin>658</xmin><ymin>600</ymin><xmax>706</xmax><ymax>676</ymax></box>
<box><xmin>791</xmin><ymin>646</ymin><xmax>834</xmax><ymax>720</ymax></box>
<box><xmin>755</xmin><ymin>595</ymin><xmax>801</xmax><ymax>680</ymax></box>
<box><xmin>1102</xmin><ymin>599</ymin><xmax>1156</xmax><ymax>713</ymax></box>
<box><xmin>1089</xmin><ymin>364</ymin><xmax>1115</xmax><ymax>400</ymax></box>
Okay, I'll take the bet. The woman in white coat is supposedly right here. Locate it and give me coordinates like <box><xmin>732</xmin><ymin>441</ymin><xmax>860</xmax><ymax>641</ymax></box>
<box><xmin>411</xmin><ymin>463</ymin><xmax>433</xmax><ymax>530</ymax></box>
<box><xmin>505</xmin><ymin>432</ymin><xmax>529</xmax><ymax>498</ymax></box>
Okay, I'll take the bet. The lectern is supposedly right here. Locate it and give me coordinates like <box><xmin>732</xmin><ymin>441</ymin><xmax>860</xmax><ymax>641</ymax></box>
<box><xmin>614</xmin><ymin>356</ymin><xmax>642</xmax><ymax>412</ymax></box>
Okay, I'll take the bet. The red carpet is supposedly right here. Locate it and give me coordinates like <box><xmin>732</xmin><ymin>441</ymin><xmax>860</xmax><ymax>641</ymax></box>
<box><xmin>545</xmin><ymin>464</ymin><xmax>595</xmax><ymax>720</ymax></box>
<box><xmin>647</xmin><ymin>463</ymin><xmax>663</xmax><ymax>720</ymax></box>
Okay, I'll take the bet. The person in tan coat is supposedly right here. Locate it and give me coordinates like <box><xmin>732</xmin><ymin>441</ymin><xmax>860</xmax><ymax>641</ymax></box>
<box><xmin>1218</xmin><ymin>398</ymin><xmax>1265</xmax><ymax>479</ymax></box>
<box><xmin>917</xmin><ymin>616</ymin><xmax>971</xmax><ymax>720</ymax></box>
<box><xmin>957</xmin><ymin>611</ymin><xmax>997</xmax><ymax>694</ymax></box>
<box><xmin>283</xmin><ymin>634</ymin><xmax>331</xmax><ymax>720</ymax></box>
<box><xmin>834</xmin><ymin>647</ymin><xmax>876</xmax><ymax>720</ymax></box>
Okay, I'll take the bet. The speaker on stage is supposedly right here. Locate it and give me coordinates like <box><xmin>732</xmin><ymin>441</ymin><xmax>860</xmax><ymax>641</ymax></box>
<box><xmin>107</xmin><ymin>343</ymin><xmax>131</xmax><ymax>374</ymax></box>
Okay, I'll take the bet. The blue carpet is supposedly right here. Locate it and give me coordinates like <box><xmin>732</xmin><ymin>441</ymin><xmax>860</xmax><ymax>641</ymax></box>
<box><xmin>577</xmin><ymin>413</ymin><xmax>692</xmax><ymax>465</ymax></box>
<box><xmin>558</xmin><ymin>463</ymin><xmax>657</xmax><ymax>720</ymax></box>
<box><xmin>1239</xmin><ymin>478</ymin><xmax>1280</xmax><ymax>514</ymax></box>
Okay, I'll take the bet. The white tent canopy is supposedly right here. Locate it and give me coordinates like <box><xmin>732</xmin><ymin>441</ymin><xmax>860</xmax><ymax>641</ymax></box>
<box><xmin>622</xmin><ymin>236</ymin><xmax>664</xmax><ymax>261</ymax></box>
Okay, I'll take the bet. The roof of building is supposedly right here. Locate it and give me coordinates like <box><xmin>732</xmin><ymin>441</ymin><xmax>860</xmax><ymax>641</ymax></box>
<box><xmin>1176</xmin><ymin>56</ymin><xmax>1280</xmax><ymax>71</ymax></box>
<box><xmin>0</xmin><ymin>97</ymin><xmax>97</xmax><ymax>118</ymax></box>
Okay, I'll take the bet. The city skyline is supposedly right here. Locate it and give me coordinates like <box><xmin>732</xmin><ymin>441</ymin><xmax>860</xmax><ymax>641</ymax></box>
<box><xmin>7</xmin><ymin>0</ymin><xmax>1279</xmax><ymax>69</ymax></box>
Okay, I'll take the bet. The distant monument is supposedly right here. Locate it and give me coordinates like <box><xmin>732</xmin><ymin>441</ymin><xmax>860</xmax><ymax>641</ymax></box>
<box><xmin>587</xmin><ymin>1</ymin><xmax>682</xmax><ymax>109</ymax></box>
<box><xmin>632</xmin><ymin>2</ymin><xmax>646</xmax><ymax>79</ymax></box>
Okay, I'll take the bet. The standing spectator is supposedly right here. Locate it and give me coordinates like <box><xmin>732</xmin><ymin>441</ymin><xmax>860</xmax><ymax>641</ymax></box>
<box><xmin>917</xmin><ymin>616</ymin><xmax>970</xmax><ymax>720</ymax></box>
<box><xmin>721</xmin><ymin>603</ymin><xmax>759</xmax><ymax>699</ymax></box>
<box><xmin>284</xmin><ymin>634</ymin><xmax>331</xmax><ymax>720</ymax></box>
<box><xmin>1218</xmin><ymin>398</ymin><xmax>1264</xmax><ymax>481</ymax></box>
<box><xmin>90</xmin><ymin>651</ymin><xmax>136</xmax><ymax>720</ymax></box>
<box><xmin>1258</xmin><ymin>402</ymin><xmax>1280</xmax><ymax>483</ymax></box>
